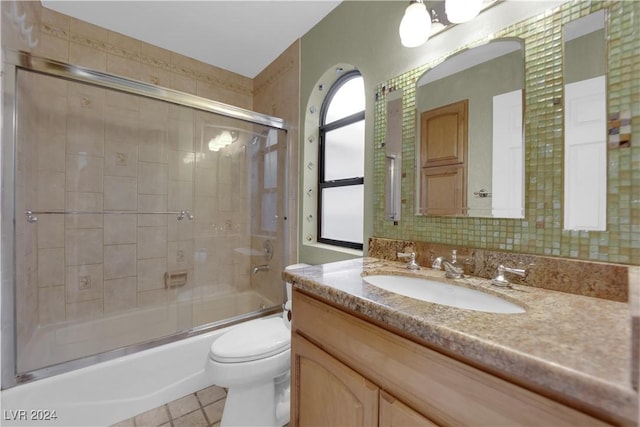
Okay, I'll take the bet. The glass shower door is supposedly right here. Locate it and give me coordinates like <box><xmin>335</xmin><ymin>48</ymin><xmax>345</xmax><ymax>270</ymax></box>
<box><xmin>9</xmin><ymin>64</ymin><xmax>287</xmax><ymax>381</ymax></box>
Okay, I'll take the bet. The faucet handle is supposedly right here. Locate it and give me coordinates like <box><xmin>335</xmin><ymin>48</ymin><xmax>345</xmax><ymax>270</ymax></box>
<box><xmin>502</xmin><ymin>265</ymin><xmax>526</xmax><ymax>276</ymax></box>
<box><xmin>443</xmin><ymin>262</ymin><xmax>464</xmax><ymax>279</ymax></box>
<box><xmin>397</xmin><ymin>252</ymin><xmax>420</xmax><ymax>270</ymax></box>
<box><xmin>492</xmin><ymin>265</ymin><xmax>526</xmax><ymax>287</ymax></box>
<box><xmin>397</xmin><ymin>251</ymin><xmax>415</xmax><ymax>260</ymax></box>
<box><xmin>431</xmin><ymin>256</ymin><xmax>446</xmax><ymax>270</ymax></box>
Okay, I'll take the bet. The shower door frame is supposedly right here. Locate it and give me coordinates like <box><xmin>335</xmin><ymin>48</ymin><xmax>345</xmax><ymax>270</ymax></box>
<box><xmin>1</xmin><ymin>50</ymin><xmax>290</xmax><ymax>389</ymax></box>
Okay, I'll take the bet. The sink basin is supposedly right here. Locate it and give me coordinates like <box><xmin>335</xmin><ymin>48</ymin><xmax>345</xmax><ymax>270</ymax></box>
<box><xmin>363</xmin><ymin>275</ymin><xmax>525</xmax><ymax>314</ymax></box>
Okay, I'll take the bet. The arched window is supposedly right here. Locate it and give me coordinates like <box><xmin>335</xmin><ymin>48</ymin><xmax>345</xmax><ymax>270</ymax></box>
<box><xmin>318</xmin><ymin>70</ymin><xmax>365</xmax><ymax>250</ymax></box>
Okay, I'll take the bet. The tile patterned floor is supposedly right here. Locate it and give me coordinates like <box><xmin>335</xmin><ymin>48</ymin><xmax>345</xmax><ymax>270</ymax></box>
<box><xmin>110</xmin><ymin>385</ymin><xmax>227</xmax><ymax>427</ymax></box>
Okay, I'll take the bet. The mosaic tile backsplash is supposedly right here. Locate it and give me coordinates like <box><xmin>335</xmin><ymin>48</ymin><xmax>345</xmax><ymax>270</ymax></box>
<box><xmin>373</xmin><ymin>1</ymin><xmax>639</xmax><ymax>265</ymax></box>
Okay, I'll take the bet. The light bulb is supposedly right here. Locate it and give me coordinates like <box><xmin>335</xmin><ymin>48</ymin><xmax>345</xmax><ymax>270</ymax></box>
<box><xmin>399</xmin><ymin>1</ymin><xmax>432</xmax><ymax>48</ymax></box>
<box><xmin>218</xmin><ymin>131</ymin><xmax>233</xmax><ymax>145</ymax></box>
<box><xmin>445</xmin><ymin>0</ymin><xmax>482</xmax><ymax>24</ymax></box>
<box><xmin>208</xmin><ymin>130</ymin><xmax>235</xmax><ymax>152</ymax></box>
<box><xmin>208</xmin><ymin>137</ymin><xmax>221</xmax><ymax>152</ymax></box>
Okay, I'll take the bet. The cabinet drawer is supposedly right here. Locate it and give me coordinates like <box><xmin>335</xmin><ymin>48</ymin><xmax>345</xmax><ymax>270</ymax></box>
<box><xmin>293</xmin><ymin>290</ymin><xmax>611</xmax><ymax>427</ymax></box>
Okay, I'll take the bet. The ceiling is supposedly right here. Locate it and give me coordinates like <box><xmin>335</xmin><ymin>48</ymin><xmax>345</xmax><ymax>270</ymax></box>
<box><xmin>41</xmin><ymin>1</ymin><xmax>342</xmax><ymax>79</ymax></box>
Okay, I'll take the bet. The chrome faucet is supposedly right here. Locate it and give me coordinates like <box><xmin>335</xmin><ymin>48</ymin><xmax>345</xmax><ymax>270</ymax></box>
<box><xmin>491</xmin><ymin>265</ymin><xmax>526</xmax><ymax>287</ymax></box>
<box><xmin>252</xmin><ymin>264</ymin><xmax>270</xmax><ymax>275</ymax></box>
<box><xmin>397</xmin><ymin>252</ymin><xmax>420</xmax><ymax>270</ymax></box>
<box><xmin>432</xmin><ymin>250</ymin><xmax>464</xmax><ymax>279</ymax></box>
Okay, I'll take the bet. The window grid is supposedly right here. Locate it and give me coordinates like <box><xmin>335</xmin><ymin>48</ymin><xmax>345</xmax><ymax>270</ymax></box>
<box><xmin>318</xmin><ymin>70</ymin><xmax>365</xmax><ymax>250</ymax></box>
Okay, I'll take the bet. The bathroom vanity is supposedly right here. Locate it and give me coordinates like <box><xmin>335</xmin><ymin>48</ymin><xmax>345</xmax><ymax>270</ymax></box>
<box><xmin>285</xmin><ymin>258</ymin><xmax>638</xmax><ymax>426</ymax></box>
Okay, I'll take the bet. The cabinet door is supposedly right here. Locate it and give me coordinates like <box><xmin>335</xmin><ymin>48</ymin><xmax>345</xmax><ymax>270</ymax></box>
<box><xmin>420</xmin><ymin>100</ymin><xmax>467</xmax><ymax>168</ymax></box>
<box><xmin>420</xmin><ymin>164</ymin><xmax>466</xmax><ymax>215</ymax></box>
<box><xmin>419</xmin><ymin>100</ymin><xmax>468</xmax><ymax>215</ymax></box>
<box><xmin>291</xmin><ymin>333</ymin><xmax>379</xmax><ymax>427</ymax></box>
<box><xmin>293</xmin><ymin>290</ymin><xmax>613</xmax><ymax>427</ymax></box>
<box><xmin>380</xmin><ymin>390</ymin><xmax>439</xmax><ymax>427</ymax></box>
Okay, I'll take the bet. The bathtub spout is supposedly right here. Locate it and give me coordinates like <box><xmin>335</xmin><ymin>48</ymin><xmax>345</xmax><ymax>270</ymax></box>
<box><xmin>252</xmin><ymin>264</ymin><xmax>270</xmax><ymax>275</ymax></box>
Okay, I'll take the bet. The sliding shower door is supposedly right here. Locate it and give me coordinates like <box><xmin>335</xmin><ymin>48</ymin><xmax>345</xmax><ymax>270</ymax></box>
<box><xmin>5</xmin><ymin>55</ymin><xmax>288</xmax><ymax>385</ymax></box>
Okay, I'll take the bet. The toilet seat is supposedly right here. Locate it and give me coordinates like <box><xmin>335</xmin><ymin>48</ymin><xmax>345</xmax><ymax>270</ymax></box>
<box><xmin>210</xmin><ymin>317</ymin><xmax>291</xmax><ymax>363</ymax></box>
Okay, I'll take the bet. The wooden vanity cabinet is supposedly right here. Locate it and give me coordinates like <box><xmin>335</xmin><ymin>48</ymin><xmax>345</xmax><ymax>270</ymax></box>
<box><xmin>292</xmin><ymin>334</ymin><xmax>379</xmax><ymax>426</ymax></box>
<box><xmin>292</xmin><ymin>333</ymin><xmax>435</xmax><ymax>427</ymax></box>
<box><xmin>379</xmin><ymin>390</ymin><xmax>439</xmax><ymax>427</ymax></box>
<box><xmin>290</xmin><ymin>289</ymin><xmax>612</xmax><ymax>427</ymax></box>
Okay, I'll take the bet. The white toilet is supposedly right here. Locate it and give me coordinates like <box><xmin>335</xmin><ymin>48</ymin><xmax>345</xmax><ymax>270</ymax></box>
<box><xmin>205</xmin><ymin>264</ymin><xmax>308</xmax><ymax>427</ymax></box>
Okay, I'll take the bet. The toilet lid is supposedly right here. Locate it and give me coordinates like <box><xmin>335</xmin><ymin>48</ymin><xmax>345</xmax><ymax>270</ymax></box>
<box><xmin>209</xmin><ymin>317</ymin><xmax>291</xmax><ymax>363</ymax></box>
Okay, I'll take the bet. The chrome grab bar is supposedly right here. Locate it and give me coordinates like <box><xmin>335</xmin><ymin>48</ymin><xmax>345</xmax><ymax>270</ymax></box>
<box><xmin>386</xmin><ymin>155</ymin><xmax>397</xmax><ymax>221</ymax></box>
<box><xmin>24</xmin><ymin>209</ymin><xmax>194</xmax><ymax>223</ymax></box>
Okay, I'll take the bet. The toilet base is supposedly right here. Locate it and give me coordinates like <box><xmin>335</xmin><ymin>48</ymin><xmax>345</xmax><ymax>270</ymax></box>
<box><xmin>220</xmin><ymin>377</ymin><xmax>289</xmax><ymax>427</ymax></box>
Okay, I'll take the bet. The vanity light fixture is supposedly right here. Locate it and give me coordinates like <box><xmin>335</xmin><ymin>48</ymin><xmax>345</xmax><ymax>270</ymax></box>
<box><xmin>445</xmin><ymin>0</ymin><xmax>482</xmax><ymax>24</ymax></box>
<box><xmin>399</xmin><ymin>0</ymin><xmax>432</xmax><ymax>48</ymax></box>
<box><xmin>400</xmin><ymin>0</ymin><xmax>491</xmax><ymax>48</ymax></box>
<box><xmin>429</xmin><ymin>8</ymin><xmax>446</xmax><ymax>33</ymax></box>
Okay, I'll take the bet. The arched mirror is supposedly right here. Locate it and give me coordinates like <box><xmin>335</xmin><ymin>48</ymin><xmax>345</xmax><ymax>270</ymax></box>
<box><xmin>415</xmin><ymin>38</ymin><xmax>525</xmax><ymax>218</ymax></box>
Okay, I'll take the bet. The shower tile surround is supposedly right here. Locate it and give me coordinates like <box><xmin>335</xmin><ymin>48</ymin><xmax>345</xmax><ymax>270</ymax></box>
<box><xmin>373</xmin><ymin>1</ymin><xmax>639</xmax><ymax>265</ymax></box>
<box><xmin>17</xmin><ymin>72</ymin><xmax>258</xmax><ymax>331</ymax></box>
<box><xmin>3</xmin><ymin>0</ymin><xmax>298</xmax><ymax>376</ymax></box>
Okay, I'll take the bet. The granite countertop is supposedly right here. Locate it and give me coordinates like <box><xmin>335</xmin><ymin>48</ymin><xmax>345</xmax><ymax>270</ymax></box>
<box><xmin>284</xmin><ymin>257</ymin><xmax>638</xmax><ymax>425</ymax></box>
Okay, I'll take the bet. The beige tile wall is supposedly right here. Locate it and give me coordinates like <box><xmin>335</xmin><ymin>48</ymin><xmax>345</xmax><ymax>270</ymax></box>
<box><xmin>4</xmin><ymin>0</ymin><xmax>300</xmax><ymax>368</ymax></box>
<box><xmin>18</xmin><ymin>73</ymin><xmax>261</xmax><ymax>329</ymax></box>
<box><xmin>15</xmin><ymin>70</ymin><xmax>40</xmax><ymax>362</ymax></box>
<box><xmin>2</xmin><ymin>2</ymin><xmax>254</xmax><ymax>109</ymax></box>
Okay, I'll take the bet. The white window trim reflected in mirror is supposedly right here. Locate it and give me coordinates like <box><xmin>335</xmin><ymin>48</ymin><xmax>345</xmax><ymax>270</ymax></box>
<box><xmin>563</xmin><ymin>10</ymin><xmax>607</xmax><ymax>232</ymax></box>
<box><xmin>260</xmin><ymin>129</ymin><xmax>280</xmax><ymax>234</ymax></box>
<box><xmin>564</xmin><ymin>76</ymin><xmax>606</xmax><ymax>231</ymax></box>
<box><xmin>302</xmin><ymin>64</ymin><xmax>365</xmax><ymax>255</ymax></box>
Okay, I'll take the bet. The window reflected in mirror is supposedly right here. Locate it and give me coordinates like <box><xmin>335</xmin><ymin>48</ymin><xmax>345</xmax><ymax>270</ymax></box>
<box><xmin>563</xmin><ymin>10</ymin><xmax>607</xmax><ymax>231</ymax></box>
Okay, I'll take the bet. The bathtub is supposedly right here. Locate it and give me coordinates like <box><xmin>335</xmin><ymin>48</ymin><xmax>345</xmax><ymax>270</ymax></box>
<box><xmin>2</xmin><ymin>291</ymin><xmax>279</xmax><ymax>426</ymax></box>
<box><xmin>19</xmin><ymin>290</ymin><xmax>274</xmax><ymax>374</ymax></box>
